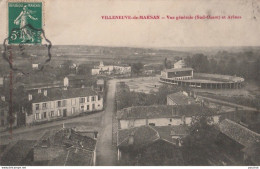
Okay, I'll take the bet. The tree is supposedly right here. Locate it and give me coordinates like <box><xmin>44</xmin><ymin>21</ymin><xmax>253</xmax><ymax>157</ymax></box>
<box><xmin>182</xmin><ymin>111</ymin><xmax>218</xmax><ymax>165</ymax></box>
<box><xmin>131</xmin><ymin>62</ymin><xmax>144</xmax><ymax>75</ymax></box>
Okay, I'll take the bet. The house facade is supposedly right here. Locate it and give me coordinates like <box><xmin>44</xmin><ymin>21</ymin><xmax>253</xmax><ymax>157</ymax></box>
<box><xmin>117</xmin><ymin>105</ymin><xmax>221</xmax><ymax>129</ymax></box>
<box><xmin>26</xmin><ymin>88</ymin><xmax>103</xmax><ymax>125</ymax></box>
<box><xmin>91</xmin><ymin>61</ymin><xmax>131</xmax><ymax>76</ymax></box>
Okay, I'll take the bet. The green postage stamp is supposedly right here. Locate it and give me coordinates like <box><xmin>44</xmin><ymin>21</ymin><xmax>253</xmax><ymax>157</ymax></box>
<box><xmin>8</xmin><ymin>1</ymin><xmax>42</xmax><ymax>44</ymax></box>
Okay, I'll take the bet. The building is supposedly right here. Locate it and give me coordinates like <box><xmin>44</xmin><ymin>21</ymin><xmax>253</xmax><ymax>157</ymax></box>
<box><xmin>96</xmin><ymin>79</ymin><xmax>105</xmax><ymax>92</ymax></box>
<box><xmin>217</xmin><ymin>119</ymin><xmax>260</xmax><ymax>165</ymax></box>
<box><xmin>91</xmin><ymin>61</ymin><xmax>131</xmax><ymax>76</ymax></box>
<box><xmin>161</xmin><ymin>68</ymin><xmax>193</xmax><ymax>81</ymax></box>
<box><xmin>32</xmin><ymin>63</ymin><xmax>39</xmax><ymax>69</ymax></box>
<box><xmin>117</xmin><ymin>125</ymin><xmax>187</xmax><ymax>165</ymax></box>
<box><xmin>174</xmin><ymin>59</ymin><xmax>186</xmax><ymax>69</ymax></box>
<box><xmin>26</xmin><ymin>87</ymin><xmax>103</xmax><ymax>125</ymax></box>
<box><xmin>117</xmin><ymin>105</ymin><xmax>220</xmax><ymax>129</ymax></box>
<box><xmin>34</xmin><ymin>128</ymin><xmax>97</xmax><ymax>166</ymax></box>
<box><xmin>167</xmin><ymin>91</ymin><xmax>196</xmax><ymax>105</ymax></box>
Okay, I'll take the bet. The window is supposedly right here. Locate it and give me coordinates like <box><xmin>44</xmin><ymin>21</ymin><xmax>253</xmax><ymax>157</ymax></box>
<box><xmin>57</xmin><ymin>101</ymin><xmax>62</xmax><ymax>107</ymax></box>
<box><xmin>91</xmin><ymin>96</ymin><xmax>95</xmax><ymax>102</ymax></box>
<box><xmin>98</xmin><ymin>95</ymin><xmax>101</xmax><ymax>100</ymax></box>
<box><xmin>72</xmin><ymin>107</ymin><xmax>75</xmax><ymax>114</ymax></box>
<box><xmin>81</xmin><ymin>106</ymin><xmax>84</xmax><ymax>112</ymax></box>
<box><xmin>149</xmin><ymin>123</ymin><xmax>155</xmax><ymax>126</ymax></box>
<box><xmin>50</xmin><ymin>111</ymin><xmax>54</xmax><ymax>117</ymax></box>
<box><xmin>92</xmin><ymin>104</ymin><xmax>95</xmax><ymax>110</ymax></box>
<box><xmin>71</xmin><ymin>99</ymin><xmax>76</xmax><ymax>105</ymax></box>
<box><xmin>57</xmin><ymin>110</ymin><xmax>61</xmax><ymax>116</ymax></box>
<box><xmin>50</xmin><ymin>102</ymin><xmax>54</xmax><ymax>109</ymax></box>
<box><xmin>169</xmin><ymin>118</ymin><xmax>172</xmax><ymax>122</ymax></box>
<box><xmin>62</xmin><ymin>100</ymin><xmax>67</xmax><ymax>107</ymax></box>
<box><xmin>87</xmin><ymin>105</ymin><xmax>89</xmax><ymax>110</ymax></box>
<box><xmin>36</xmin><ymin>104</ymin><xmax>40</xmax><ymax>110</ymax></box>
<box><xmin>43</xmin><ymin>112</ymin><xmax>47</xmax><ymax>118</ymax></box>
<box><xmin>42</xmin><ymin>103</ymin><xmax>47</xmax><ymax>109</ymax></box>
<box><xmin>87</xmin><ymin>97</ymin><xmax>89</xmax><ymax>102</ymax></box>
<box><xmin>80</xmin><ymin>98</ymin><xmax>85</xmax><ymax>103</ymax></box>
<box><xmin>35</xmin><ymin>113</ymin><xmax>40</xmax><ymax>120</ymax></box>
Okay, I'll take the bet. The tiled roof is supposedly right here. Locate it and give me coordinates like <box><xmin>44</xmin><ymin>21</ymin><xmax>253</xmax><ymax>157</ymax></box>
<box><xmin>48</xmin><ymin>147</ymin><xmax>94</xmax><ymax>166</ymax></box>
<box><xmin>29</xmin><ymin>87</ymin><xmax>97</xmax><ymax>103</ymax></box>
<box><xmin>117</xmin><ymin>125</ymin><xmax>189</xmax><ymax>148</ymax></box>
<box><xmin>117</xmin><ymin>105</ymin><xmax>217</xmax><ymax>120</ymax></box>
<box><xmin>155</xmin><ymin>126</ymin><xmax>189</xmax><ymax>143</ymax></box>
<box><xmin>37</xmin><ymin>128</ymin><xmax>97</xmax><ymax>151</ymax></box>
<box><xmin>117</xmin><ymin>125</ymin><xmax>159</xmax><ymax>148</ymax></box>
<box><xmin>167</xmin><ymin>91</ymin><xmax>196</xmax><ymax>105</ymax></box>
<box><xmin>219</xmin><ymin>119</ymin><xmax>260</xmax><ymax>147</ymax></box>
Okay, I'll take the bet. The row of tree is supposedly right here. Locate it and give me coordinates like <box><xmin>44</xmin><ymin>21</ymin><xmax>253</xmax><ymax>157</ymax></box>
<box><xmin>184</xmin><ymin>52</ymin><xmax>260</xmax><ymax>84</ymax></box>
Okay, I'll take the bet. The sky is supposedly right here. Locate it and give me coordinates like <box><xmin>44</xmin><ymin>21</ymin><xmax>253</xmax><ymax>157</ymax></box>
<box><xmin>1</xmin><ymin>0</ymin><xmax>260</xmax><ymax>47</ymax></box>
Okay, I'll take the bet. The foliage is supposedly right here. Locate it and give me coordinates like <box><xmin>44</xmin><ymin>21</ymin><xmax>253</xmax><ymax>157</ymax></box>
<box><xmin>182</xmin><ymin>112</ymin><xmax>218</xmax><ymax>165</ymax></box>
<box><xmin>131</xmin><ymin>62</ymin><xmax>144</xmax><ymax>75</ymax></box>
<box><xmin>116</xmin><ymin>84</ymin><xmax>186</xmax><ymax>110</ymax></box>
<box><xmin>184</xmin><ymin>51</ymin><xmax>260</xmax><ymax>85</ymax></box>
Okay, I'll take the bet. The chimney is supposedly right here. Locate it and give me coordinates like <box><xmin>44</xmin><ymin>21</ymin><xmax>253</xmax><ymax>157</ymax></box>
<box><xmin>43</xmin><ymin>90</ymin><xmax>47</xmax><ymax>96</ymax></box>
<box><xmin>28</xmin><ymin>94</ymin><xmax>32</xmax><ymax>101</ymax></box>
<box><xmin>1</xmin><ymin>95</ymin><xmax>5</xmax><ymax>101</ymax></box>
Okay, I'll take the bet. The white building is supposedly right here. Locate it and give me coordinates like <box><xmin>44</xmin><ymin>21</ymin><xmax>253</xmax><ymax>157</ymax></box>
<box><xmin>91</xmin><ymin>61</ymin><xmax>131</xmax><ymax>75</ymax></box>
<box><xmin>161</xmin><ymin>68</ymin><xmax>193</xmax><ymax>81</ymax></box>
<box><xmin>117</xmin><ymin>105</ymin><xmax>221</xmax><ymax>129</ymax></box>
<box><xmin>174</xmin><ymin>59</ymin><xmax>186</xmax><ymax>69</ymax></box>
<box><xmin>32</xmin><ymin>64</ymin><xmax>39</xmax><ymax>69</ymax></box>
<box><xmin>26</xmin><ymin>88</ymin><xmax>103</xmax><ymax>125</ymax></box>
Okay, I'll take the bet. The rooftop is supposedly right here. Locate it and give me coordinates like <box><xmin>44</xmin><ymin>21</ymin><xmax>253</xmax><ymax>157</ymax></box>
<box><xmin>48</xmin><ymin>147</ymin><xmax>94</xmax><ymax>166</ymax></box>
<box><xmin>164</xmin><ymin>68</ymin><xmax>193</xmax><ymax>72</ymax></box>
<box><xmin>219</xmin><ymin>119</ymin><xmax>260</xmax><ymax>147</ymax></box>
<box><xmin>117</xmin><ymin>105</ymin><xmax>217</xmax><ymax>120</ymax></box>
<box><xmin>36</xmin><ymin>128</ymin><xmax>97</xmax><ymax>166</ymax></box>
<box><xmin>36</xmin><ymin>128</ymin><xmax>97</xmax><ymax>151</ymax></box>
<box><xmin>117</xmin><ymin>125</ymin><xmax>189</xmax><ymax>148</ymax></box>
<box><xmin>167</xmin><ymin>91</ymin><xmax>196</xmax><ymax>105</ymax></box>
<box><xmin>29</xmin><ymin>87</ymin><xmax>97</xmax><ymax>103</ymax></box>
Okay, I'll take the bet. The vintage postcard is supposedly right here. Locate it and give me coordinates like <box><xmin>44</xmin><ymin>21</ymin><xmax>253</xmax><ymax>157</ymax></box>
<box><xmin>0</xmin><ymin>0</ymin><xmax>260</xmax><ymax>167</ymax></box>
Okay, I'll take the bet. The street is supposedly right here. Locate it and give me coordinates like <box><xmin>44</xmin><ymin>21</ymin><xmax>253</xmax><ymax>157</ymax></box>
<box><xmin>96</xmin><ymin>79</ymin><xmax>117</xmax><ymax>165</ymax></box>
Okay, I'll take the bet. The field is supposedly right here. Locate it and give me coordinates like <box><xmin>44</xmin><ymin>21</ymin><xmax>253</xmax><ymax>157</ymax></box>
<box><xmin>118</xmin><ymin>76</ymin><xmax>162</xmax><ymax>94</ymax></box>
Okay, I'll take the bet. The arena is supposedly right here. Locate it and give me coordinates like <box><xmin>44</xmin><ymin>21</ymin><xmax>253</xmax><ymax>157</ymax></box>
<box><xmin>159</xmin><ymin>68</ymin><xmax>245</xmax><ymax>89</ymax></box>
